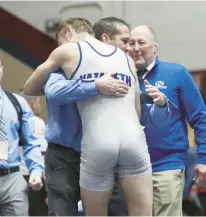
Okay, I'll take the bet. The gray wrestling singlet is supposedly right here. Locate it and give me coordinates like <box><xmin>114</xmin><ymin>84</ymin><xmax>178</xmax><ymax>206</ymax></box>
<box><xmin>71</xmin><ymin>40</ymin><xmax>151</xmax><ymax>191</ymax></box>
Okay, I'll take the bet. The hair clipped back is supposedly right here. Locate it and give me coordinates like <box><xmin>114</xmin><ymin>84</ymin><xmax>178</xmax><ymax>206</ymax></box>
<box><xmin>93</xmin><ymin>17</ymin><xmax>130</xmax><ymax>40</ymax></box>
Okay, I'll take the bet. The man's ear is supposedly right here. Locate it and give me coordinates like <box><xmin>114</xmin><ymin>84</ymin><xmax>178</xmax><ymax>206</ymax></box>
<box><xmin>101</xmin><ymin>33</ymin><xmax>112</xmax><ymax>44</ymax></box>
<box><xmin>65</xmin><ymin>24</ymin><xmax>72</xmax><ymax>34</ymax></box>
<box><xmin>65</xmin><ymin>24</ymin><xmax>74</xmax><ymax>39</ymax></box>
<box><xmin>154</xmin><ymin>43</ymin><xmax>158</xmax><ymax>53</ymax></box>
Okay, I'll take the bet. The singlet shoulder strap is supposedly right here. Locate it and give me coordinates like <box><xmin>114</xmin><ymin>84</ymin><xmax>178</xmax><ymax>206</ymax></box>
<box><xmin>124</xmin><ymin>53</ymin><xmax>136</xmax><ymax>82</ymax></box>
<box><xmin>70</xmin><ymin>42</ymin><xmax>82</xmax><ymax>80</ymax></box>
<box><xmin>83</xmin><ymin>40</ymin><xmax>117</xmax><ymax>57</ymax></box>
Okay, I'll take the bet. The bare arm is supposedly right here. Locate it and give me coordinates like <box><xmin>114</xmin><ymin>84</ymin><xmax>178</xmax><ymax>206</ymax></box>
<box><xmin>24</xmin><ymin>47</ymin><xmax>63</xmax><ymax>96</ymax></box>
<box><xmin>127</xmin><ymin>55</ymin><xmax>141</xmax><ymax>119</ymax></box>
<box><xmin>135</xmin><ymin>79</ymin><xmax>141</xmax><ymax>120</ymax></box>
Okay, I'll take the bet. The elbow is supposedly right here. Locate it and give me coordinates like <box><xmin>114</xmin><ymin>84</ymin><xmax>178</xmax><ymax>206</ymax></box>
<box><xmin>23</xmin><ymin>82</ymin><xmax>44</xmax><ymax>96</ymax></box>
<box><xmin>23</xmin><ymin>79</ymin><xmax>35</xmax><ymax>95</ymax></box>
<box><xmin>23</xmin><ymin>83</ymin><xmax>33</xmax><ymax>96</ymax></box>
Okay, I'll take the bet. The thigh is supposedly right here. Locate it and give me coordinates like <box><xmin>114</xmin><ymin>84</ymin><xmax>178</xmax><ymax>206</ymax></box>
<box><xmin>45</xmin><ymin>145</ymin><xmax>80</xmax><ymax>216</ymax></box>
<box><xmin>1</xmin><ymin>172</ymin><xmax>28</xmax><ymax>216</ymax></box>
<box><xmin>80</xmin><ymin>187</ymin><xmax>112</xmax><ymax>216</ymax></box>
<box><xmin>108</xmin><ymin>172</ymin><xmax>128</xmax><ymax>216</ymax></box>
<box><xmin>153</xmin><ymin>169</ymin><xmax>185</xmax><ymax>216</ymax></box>
<box><xmin>120</xmin><ymin>172</ymin><xmax>153</xmax><ymax>216</ymax></box>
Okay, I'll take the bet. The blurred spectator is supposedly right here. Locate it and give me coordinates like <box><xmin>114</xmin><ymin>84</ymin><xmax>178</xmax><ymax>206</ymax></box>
<box><xmin>182</xmin><ymin>148</ymin><xmax>206</xmax><ymax>216</ymax></box>
<box><xmin>0</xmin><ymin>58</ymin><xmax>44</xmax><ymax>216</ymax></box>
<box><xmin>183</xmin><ymin>91</ymin><xmax>206</xmax><ymax>216</ymax></box>
<box><xmin>17</xmin><ymin>90</ymin><xmax>48</xmax><ymax>216</ymax></box>
<box><xmin>17</xmin><ymin>91</ymin><xmax>48</xmax><ymax>158</ymax></box>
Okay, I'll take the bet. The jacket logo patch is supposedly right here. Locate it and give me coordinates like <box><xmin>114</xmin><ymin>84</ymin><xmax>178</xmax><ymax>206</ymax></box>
<box><xmin>155</xmin><ymin>81</ymin><xmax>167</xmax><ymax>89</ymax></box>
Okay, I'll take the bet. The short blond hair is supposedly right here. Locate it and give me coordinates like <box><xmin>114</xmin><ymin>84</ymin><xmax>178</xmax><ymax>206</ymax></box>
<box><xmin>56</xmin><ymin>17</ymin><xmax>94</xmax><ymax>40</ymax></box>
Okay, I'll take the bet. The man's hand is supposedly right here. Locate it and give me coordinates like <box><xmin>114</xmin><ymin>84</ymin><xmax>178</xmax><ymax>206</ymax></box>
<box><xmin>29</xmin><ymin>174</ymin><xmax>43</xmax><ymax>191</ymax></box>
<box><xmin>194</xmin><ymin>164</ymin><xmax>206</xmax><ymax>186</ymax></box>
<box><xmin>144</xmin><ymin>80</ymin><xmax>167</xmax><ymax>107</ymax></box>
<box><xmin>95</xmin><ymin>72</ymin><xmax>129</xmax><ymax>97</ymax></box>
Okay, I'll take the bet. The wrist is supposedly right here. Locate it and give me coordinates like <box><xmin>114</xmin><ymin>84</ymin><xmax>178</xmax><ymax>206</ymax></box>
<box><xmin>95</xmin><ymin>79</ymin><xmax>101</xmax><ymax>93</ymax></box>
<box><xmin>156</xmin><ymin>101</ymin><xmax>168</xmax><ymax>108</ymax></box>
<box><xmin>156</xmin><ymin>95</ymin><xmax>168</xmax><ymax>108</ymax></box>
<box><xmin>30</xmin><ymin>169</ymin><xmax>43</xmax><ymax>179</ymax></box>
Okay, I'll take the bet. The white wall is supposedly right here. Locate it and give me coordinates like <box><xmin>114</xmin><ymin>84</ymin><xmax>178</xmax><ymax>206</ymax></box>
<box><xmin>0</xmin><ymin>1</ymin><xmax>124</xmax><ymax>32</ymax></box>
<box><xmin>124</xmin><ymin>1</ymin><xmax>206</xmax><ymax>71</ymax></box>
<box><xmin>1</xmin><ymin>1</ymin><xmax>206</xmax><ymax>70</ymax></box>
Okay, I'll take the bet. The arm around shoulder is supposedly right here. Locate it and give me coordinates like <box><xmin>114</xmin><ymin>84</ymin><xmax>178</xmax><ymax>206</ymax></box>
<box><xmin>45</xmin><ymin>71</ymin><xmax>98</xmax><ymax>104</ymax></box>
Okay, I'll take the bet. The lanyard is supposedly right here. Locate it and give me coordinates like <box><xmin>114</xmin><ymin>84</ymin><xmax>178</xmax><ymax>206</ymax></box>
<box><xmin>0</xmin><ymin>91</ymin><xmax>4</xmax><ymax>127</ymax></box>
<box><xmin>0</xmin><ymin>92</ymin><xmax>6</xmax><ymax>140</ymax></box>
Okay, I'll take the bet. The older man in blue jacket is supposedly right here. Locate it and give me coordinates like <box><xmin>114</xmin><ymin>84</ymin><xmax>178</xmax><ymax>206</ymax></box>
<box><xmin>128</xmin><ymin>25</ymin><xmax>206</xmax><ymax>216</ymax></box>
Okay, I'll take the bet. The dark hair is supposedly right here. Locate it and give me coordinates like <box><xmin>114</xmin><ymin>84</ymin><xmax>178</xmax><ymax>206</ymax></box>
<box><xmin>56</xmin><ymin>17</ymin><xmax>94</xmax><ymax>40</ymax></box>
<box><xmin>93</xmin><ymin>17</ymin><xmax>130</xmax><ymax>40</ymax></box>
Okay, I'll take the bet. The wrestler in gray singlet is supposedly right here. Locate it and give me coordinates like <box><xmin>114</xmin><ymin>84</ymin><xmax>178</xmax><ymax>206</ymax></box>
<box><xmin>72</xmin><ymin>40</ymin><xmax>151</xmax><ymax>191</ymax></box>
